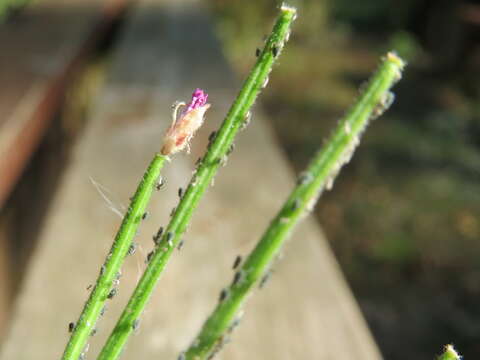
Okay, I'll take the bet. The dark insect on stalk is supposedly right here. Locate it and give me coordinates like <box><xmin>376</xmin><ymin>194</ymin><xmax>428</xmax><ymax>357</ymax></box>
<box><xmin>219</xmin><ymin>289</ymin><xmax>229</xmax><ymax>302</ymax></box>
<box><xmin>208</xmin><ymin>131</ymin><xmax>217</xmax><ymax>142</ymax></box>
<box><xmin>232</xmin><ymin>271</ymin><xmax>243</xmax><ymax>286</ymax></box>
<box><xmin>127</xmin><ymin>243</ymin><xmax>136</xmax><ymax>256</ymax></box>
<box><xmin>178</xmin><ymin>187</ymin><xmax>184</xmax><ymax>198</ymax></box>
<box><xmin>90</xmin><ymin>328</ymin><xmax>97</xmax><ymax>337</ymax></box>
<box><xmin>156</xmin><ymin>177</ymin><xmax>165</xmax><ymax>190</ymax></box>
<box><xmin>146</xmin><ymin>251</ymin><xmax>154</xmax><ymax>263</ymax></box>
<box><xmin>177</xmin><ymin>240</ymin><xmax>184</xmax><ymax>251</ymax></box>
<box><xmin>132</xmin><ymin>319</ymin><xmax>140</xmax><ymax>331</ymax></box>
<box><xmin>153</xmin><ymin>226</ymin><xmax>164</xmax><ymax>245</ymax></box>
<box><xmin>272</xmin><ymin>45</ymin><xmax>279</xmax><ymax>57</ymax></box>
<box><xmin>255</xmin><ymin>47</ymin><xmax>261</xmax><ymax>57</ymax></box>
<box><xmin>142</xmin><ymin>212</ymin><xmax>149</xmax><ymax>220</ymax></box>
<box><xmin>68</xmin><ymin>322</ymin><xmax>75</xmax><ymax>333</ymax></box>
<box><xmin>86</xmin><ymin>284</ymin><xmax>93</xmax><ymax>291</ymax></box>
<box><xmin>107</xmin><ymin>288</ymin><xmax>117</xmax><ymax>299</ymax></box>
<box><xmin>232</xmin><ymin>255</ymin><xmax>242</xmax><ymax>269</ymax></box>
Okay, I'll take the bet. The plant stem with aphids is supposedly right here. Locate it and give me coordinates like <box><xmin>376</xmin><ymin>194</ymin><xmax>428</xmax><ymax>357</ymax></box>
<box><xmin>96</xmin><ymin>5</ymin><xmax>296</xmax><ymax>360</ymax></box>
<box><xmin>61</xmin><ymin>154</ymin><xmax>166</xmax><ymax>360</ymax></box>
<box><xmin>182</xmin><ymin>52</ymin><xmax>406</xmax><ymax>360</ymax></box>
<box><xmin>438</xmin><ymin>345</ymin><xmax>462</xmax><ymax>360</ymax></box>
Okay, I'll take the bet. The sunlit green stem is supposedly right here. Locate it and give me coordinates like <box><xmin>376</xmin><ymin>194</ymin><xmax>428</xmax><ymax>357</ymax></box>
<box><xmin>97</xmin><ymin>5</ymin><xmax>296</xmax><ymax>360</ymax></box>
<box><xmin>61</xmin><ymin>154</ymin><xmax>166</xmax><ymax>360</ymax></box>
<box><xmin>438</xmin><ymin>345</ymin><xmax>462</xmax><ymax>360</ymax></box>
<box><xmin>183</xmin><ymin>52</ymin><xmax>406</xmax><ymax>360</ymax></box>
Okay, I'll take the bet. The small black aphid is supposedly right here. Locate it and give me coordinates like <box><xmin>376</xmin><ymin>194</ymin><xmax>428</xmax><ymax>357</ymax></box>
<box><xmin>142</xmin><ymin>212</ymin><xmax>149</xmax><ymax>220</ymax></box>
<box><xmin>178</xmin><ymin>353</ymin><xmax>186</xmax><ymax>360</ymax></box>
<box><xmin>228</xmin><ymin>318</ymin><xmax>241</xmax><ymax>333</ymax></box>
<box><xmin>177</xmin><ymin>240</ymin><xmax>184</xmax><ymax>251</ymax></box>
<box><xmin>166</xmin><ymin>231</ymin><xmax>174</xmax><ymax>243</ymax></box>
<box><xmin>232</xmin><ymin>255</ymin><xmax>242</xmax><ymax>270</ymax></box>
<box><xmin>132</xmin><ymin>319</ymin><xmax>140</xmax><ymax>330</ymax></box>
<box><xmin>208</xmin><ymin>131</ymin><xmax>217</xmax><ymax>142</ymax></box>
<box><xmin>219</xmin><ymin>288</ymin><xmax>229</xmax><ymax>302</ymax></box>
<box><xmin>259</xmin><ymin>271</ymin><xmax>271</xmax><ymax>289</ymax></box>
<box><xmin>178</xmin><ymin>187</ymin><xmax>183</xmax><ymax>198</ymax></box>
<box><xmin>100</xmin><ymin>305</ymin><xmax>107</xmax><ymax>316</ymax></box>
<box><xmin>226</xmin><ymin>144</ymin><xmax>235</xmax><ymax>156</ymax></box>
<box><xmin>195</xmin><ymin>157</ymin><xmax>202</xmax><ymax>166</ymax></box>
<box><xmin>128</xmin><ymin>243</ymin><xmax>136</xmax><ymax>255</ymax></box>
<box><xmin>291</xmin><ymin>198</ymin><xmax>300</xmax><ymax>211</ymax></box>
<box><xmin>156</xmin><ymin>177</ymin><xmax>165</xmax><ymax>190</ymax></box>
<box><xmin>100</xmin><ymin>265</ymin><xmax>106</xmax><ymax>276</ymax></box>
<box><xmin>86</xmin><ymin>284</ymin><xmax>93</xmax><ymax>291</ymax></box>
<box><xmin>255</xmin><ymin>47</ymin><xmax>261</xmax><ymax>57</ymax></box>
<box><xmin>297</xmin><ymin>172</ymin><xmax>313</xmax><ymax>185</ymax></box>
<box><xmin>90</xmin><ymin>328</ymin><xmax>97</xmax><ymax>336</ymax></box>
<box><xmin>107</xmin><ymin>288</ymin><xmax>117</xmax><ymax>299</ymax></box>
<box><xmin>170</xmin><ymin>207</ymin><xmax>176</xmax><ymax>217</ymax></box>
<box><xmin>68</xmin><ymin>322</ymin><xmax>75</xmax><ymax>333</ymax></box>
<box><xmin>153</xmin><ymin>226</ymin><xmax>164</xmax><ymax>245</ymax></box>
<box><xmin>272</xmin><ymin>45</ymin><xmax>279</xmax><ymax>57</ymax></box>
<box><xmin>146</xmin><ymin>251</ymin><xmax>154</xmax><ymax>263</ymax></box>
<box><xmin>232</xmin><ymin>271</ymin><xmax>242</xmax><ymax>285</ymax></box>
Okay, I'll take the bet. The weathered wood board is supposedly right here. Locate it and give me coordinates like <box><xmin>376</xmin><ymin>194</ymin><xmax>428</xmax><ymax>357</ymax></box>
<box><xmin>0</xmin><ymin>0</ymin><xmax>382</xmax><ymax>359</ymax></box>
<box><xmin>0</xmin><ymin>0</ymin><xmax>121</xmax><ymax>208</ymax></box>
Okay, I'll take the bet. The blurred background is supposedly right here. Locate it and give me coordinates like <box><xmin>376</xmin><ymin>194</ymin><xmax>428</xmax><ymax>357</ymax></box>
<box><xmin>0</xmin><ymin>0</ymin><xmax>479</xmax><ymax>359</ymax></box>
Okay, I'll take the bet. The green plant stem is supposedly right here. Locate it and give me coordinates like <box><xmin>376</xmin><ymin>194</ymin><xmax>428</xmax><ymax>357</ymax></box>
<box><xmin>438</xmin><ymin>345</ymin><xmax>462</xmax><ymax>360</ymax></box>
<box><xmin>97</xmin><ymin>5</ymin><xmax>296</xmax><ymax>360</ymax></box>
<box><xmin>61</xmin><ymin>153</ymin><xmax>166</xmax><ymax>360</ymax></box>
<box><xmin>183</xmin><ymin>52</ymin><xmax>406</xmax><ymax>360</ymax></box>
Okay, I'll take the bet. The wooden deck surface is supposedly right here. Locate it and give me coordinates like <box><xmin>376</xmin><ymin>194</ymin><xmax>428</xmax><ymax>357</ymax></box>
<box><xmin>0</xmin><ymin>0</ymin><xmax>382</xmax><ymax>359</ymax></box>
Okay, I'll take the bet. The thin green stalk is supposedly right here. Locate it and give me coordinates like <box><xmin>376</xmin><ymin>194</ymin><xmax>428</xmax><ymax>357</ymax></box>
<box><xmin>97</xmin><ymin>5</ymin><xmax>297</xmax><ymax>360</ymax></box>
<box><xmin>183</xmin><ymin>52</ymin><xmax>406</xmax><ymax>360</ymax></box>
<box><xmin>438</xmin><ymin>345</ymin><xmax>462</xmax><ymax>360</ymax></box>
<box><xmin>62</xmin><ymin>153</ymin><xmax>166</xmax><ymax>360</ymax></box>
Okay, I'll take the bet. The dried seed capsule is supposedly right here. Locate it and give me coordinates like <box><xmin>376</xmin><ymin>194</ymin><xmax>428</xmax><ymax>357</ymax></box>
<box><xmin>232</xmin><ymin>255</ymin><xmax>242</xmax><ymax>269</ymax></box>
<box><xmin>68</xmin><ymin>322</ymin><xmax>75</xmax><ymax>333</ymax></box>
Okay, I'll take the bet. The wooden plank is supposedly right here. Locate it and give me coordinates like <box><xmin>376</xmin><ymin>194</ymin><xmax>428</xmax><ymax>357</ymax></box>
<box><xmin>0</xmin><ymin>0</ymin><xmax>125</xmax><ymax>208</ymax></box>
<box><xmin>0</xmin><ymin>0</ymin><xmax>382</xmax><ymax>359</ymax></box>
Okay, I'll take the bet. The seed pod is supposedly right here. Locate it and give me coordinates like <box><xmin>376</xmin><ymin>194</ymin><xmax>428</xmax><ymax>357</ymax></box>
<box><xmin>161</xmin><ymin>89</ymin><xmax>210</xmax><ymax>155</ymax></box>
